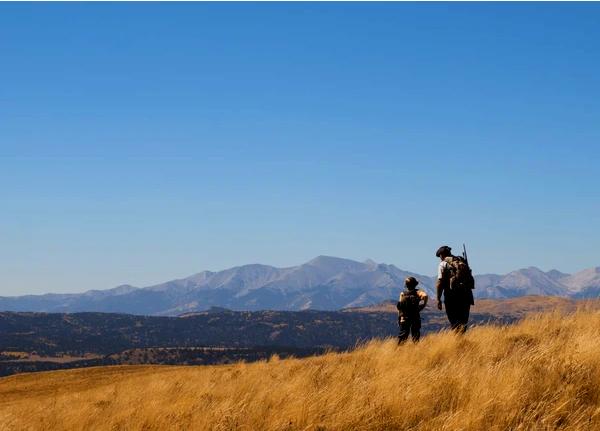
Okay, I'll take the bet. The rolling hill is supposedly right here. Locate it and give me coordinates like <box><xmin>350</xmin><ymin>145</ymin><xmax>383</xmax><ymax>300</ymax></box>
<box><xmin>2</xmin><ymin>307</ymin><xmax>600</xmax><ymax>430</ymax></box>
<box><xmin>0</xmin><ymin>296</ymin><xmax>585</xmax><ymax>377</ymax></box>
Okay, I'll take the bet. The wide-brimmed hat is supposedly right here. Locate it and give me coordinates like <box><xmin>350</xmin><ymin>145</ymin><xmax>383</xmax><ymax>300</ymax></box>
<box><xmin>435</xmin><ymin>245</ymin><xmax>452</xmax><ymax>257</ymax></box>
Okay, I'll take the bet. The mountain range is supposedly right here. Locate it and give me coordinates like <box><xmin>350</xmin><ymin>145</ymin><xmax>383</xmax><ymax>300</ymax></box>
<box><xmin>1</xmin><ymin>256</ymin><xmax>599</xmax><ymax>315</ymax></box>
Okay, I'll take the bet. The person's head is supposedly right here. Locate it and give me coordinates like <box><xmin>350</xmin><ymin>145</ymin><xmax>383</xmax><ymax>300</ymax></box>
<box><xmin>435</xmin><ymin>245</ymin><xmax>452</xmax><ymax>260</ymax></box>
<box><xmin>404</xmin><ymin>276</ymin><xmax>419</xmax><ymax>290</ymax></box>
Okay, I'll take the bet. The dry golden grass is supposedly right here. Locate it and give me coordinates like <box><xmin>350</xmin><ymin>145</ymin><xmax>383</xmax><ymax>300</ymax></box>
<box><xmin>2</xmin><ymin>307</ymin><xmax>600</xmax><ymax>430</ymax></box>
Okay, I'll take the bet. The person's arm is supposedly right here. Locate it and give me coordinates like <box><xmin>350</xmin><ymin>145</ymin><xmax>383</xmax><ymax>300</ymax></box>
<box><xmin>436</xmin><ymin>262</ymin><xmax>445</xmax><ymax>310</ymax></box>
<box><xmin>418</xmin><ymin>291</ymin><xmax>428</xmax><ymax>311</ymax></box>
<box><xmin>397</xmin><ymin>292</ymin><xmax>405</xmax><ymax>312</ymax></box>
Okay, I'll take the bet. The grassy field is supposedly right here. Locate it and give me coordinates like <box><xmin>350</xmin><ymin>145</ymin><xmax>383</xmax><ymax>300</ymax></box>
<box><xmin>2</xmin><ymin>306</ymin><xmax>600</xmax><ymax>430</ymax></box>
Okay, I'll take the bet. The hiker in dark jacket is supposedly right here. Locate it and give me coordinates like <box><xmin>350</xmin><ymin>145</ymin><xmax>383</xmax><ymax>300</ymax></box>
<box><xmin>435</xmin><ymin>245</ymin><xmax>475</xmax><ymax>333</ymax></box>
<box><xmin>397</xmin><ymin>277</ymin><xmax>428</xmax><ymax>343</ymax></box>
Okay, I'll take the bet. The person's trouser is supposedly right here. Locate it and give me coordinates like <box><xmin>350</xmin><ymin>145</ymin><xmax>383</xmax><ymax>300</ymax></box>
<box><xmin>398</xmin><ymin>319</ymin><xmax>421</xmax><ymax>343</ymax></box>
<box><xmin>445</xmin><ymin>301</ymin><xmax>471</xmax><ymax>333</ymax></box>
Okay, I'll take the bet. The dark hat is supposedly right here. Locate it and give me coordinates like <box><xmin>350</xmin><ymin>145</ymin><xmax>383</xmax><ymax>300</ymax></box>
<box><xmin>404</xmin><ymin>276</ymin><xmax>419</xmax><ymax>289</ymax></box>
<box><xmin>435</xmin><ymin>245</ymin><xmax>452</xmax><ymax>257</ymax></box>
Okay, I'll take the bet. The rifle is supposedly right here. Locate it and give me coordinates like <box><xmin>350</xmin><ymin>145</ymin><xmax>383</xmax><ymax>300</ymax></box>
<box><xmin>463</xmin><ymin>243</ymin><xmax>475</xmax><ymax>291</ymax></box>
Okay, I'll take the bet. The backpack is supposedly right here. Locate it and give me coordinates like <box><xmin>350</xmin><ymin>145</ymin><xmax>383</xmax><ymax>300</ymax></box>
<box><xmin>397</xmin><ymin>288</ymin><xmax>421</xmax><ymax>318</ymax></box>
<box><xmin>444</xmin><ymin>256</ymin><xmax>475</xmax><ymax>291</ymax></box>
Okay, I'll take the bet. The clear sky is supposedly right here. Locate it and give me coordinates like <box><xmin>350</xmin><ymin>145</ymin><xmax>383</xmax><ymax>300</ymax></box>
<box><xmin>1</xmin><ymin>3</ymin><xmax>599</xmax><ymax>295</ymax></box>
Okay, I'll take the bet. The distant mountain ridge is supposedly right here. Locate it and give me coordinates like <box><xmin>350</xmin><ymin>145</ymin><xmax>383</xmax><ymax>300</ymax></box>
<box><xmin>475</xmin><ymin>266</ymin><xmax>600</xmax><ymax>299</ymax></box>
<box><xmin>1</xmin><ymin>256</ymin><xmax>598</xmax><ymax>315</ymax></box>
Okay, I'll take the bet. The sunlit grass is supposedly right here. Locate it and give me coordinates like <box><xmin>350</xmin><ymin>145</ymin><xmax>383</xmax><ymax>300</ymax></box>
<box><xmin>2</xmin><ymin>307</ymin><xmax>600</xmax><ymax>430</ymax></box>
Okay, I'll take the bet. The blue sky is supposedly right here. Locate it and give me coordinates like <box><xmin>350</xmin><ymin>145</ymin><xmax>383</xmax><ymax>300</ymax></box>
<box><xmin>1</xmin><ymin>3</ymin><xmax>599</xmax><ymax>295</ymax></box>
